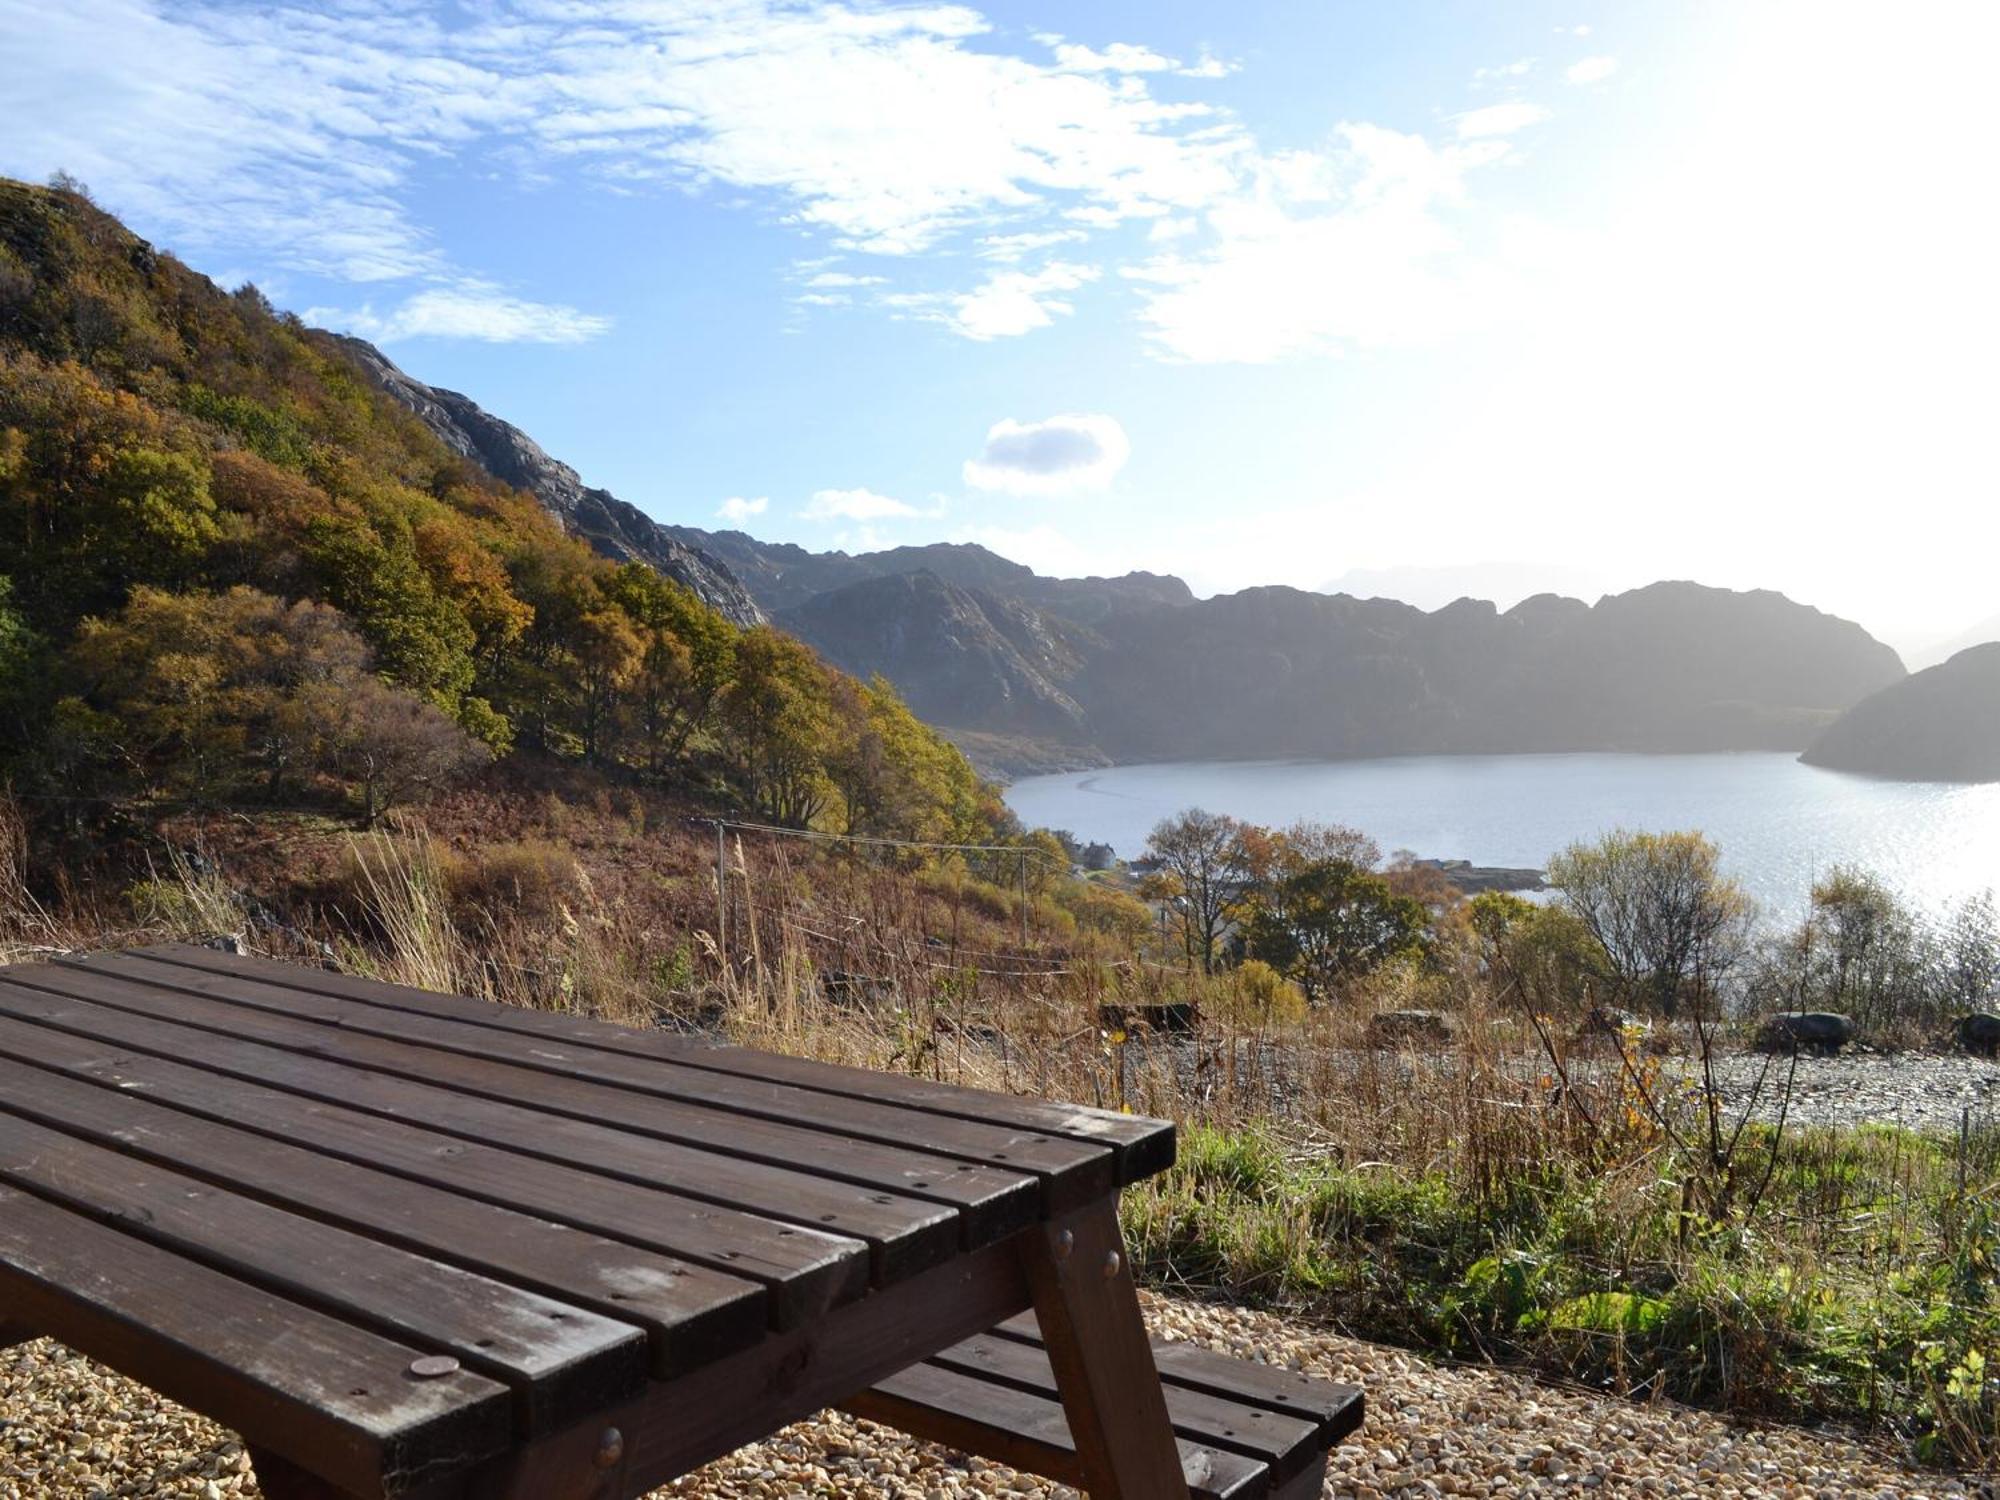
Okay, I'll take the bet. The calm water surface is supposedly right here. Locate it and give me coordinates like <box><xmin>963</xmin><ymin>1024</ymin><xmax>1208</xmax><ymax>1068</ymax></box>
<box><xmin>1005</xmin><ymin>754</ymin><xmax>2000</xmax><ymax>919</ymax></box>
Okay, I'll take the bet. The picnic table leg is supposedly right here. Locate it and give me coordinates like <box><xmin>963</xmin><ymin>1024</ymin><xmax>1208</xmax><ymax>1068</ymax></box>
<box><xmin>248</xmin><ymin>1449</ymin><xmax>359</xmax><ymax>1499</ymax></box>
<box><xmin>1019</xmin><ymin>1202</ymin><xmax>1191</xmax><ymax>1500</ymax></box>
<box><xmin>1273</xmin><ymin>1454</ymin><xmax>1330</xmax><ymax>1499</ymax></box>
<box><xmin>249</xmin><ymin>1446</ymin><xmax>468</xmax><ymax>1500</ymax></box>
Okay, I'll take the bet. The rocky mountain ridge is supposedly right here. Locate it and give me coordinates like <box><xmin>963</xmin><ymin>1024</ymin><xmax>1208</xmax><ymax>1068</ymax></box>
<box><xmin>334</xmin><ymin>336</ymin><xmax>765</xmax><ymax>627</ymax></box>
<box><xmin>341</xmin><ymin>346</ymin><xmax>1910</xmax><ymax>778</ymax></box>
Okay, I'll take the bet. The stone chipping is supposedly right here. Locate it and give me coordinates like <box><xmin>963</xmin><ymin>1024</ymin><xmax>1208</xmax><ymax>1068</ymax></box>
<box><xmin>5</xmin><ymin>1292</ymin><xmax>1989</xmax><ymax>1499</ymax></box>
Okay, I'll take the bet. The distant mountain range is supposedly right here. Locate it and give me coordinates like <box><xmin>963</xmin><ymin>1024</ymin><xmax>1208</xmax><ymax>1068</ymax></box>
<box><xmin>345</xmin><ymin>343</ymin><xmax>1912</xmax><ymax>778</ymax></box>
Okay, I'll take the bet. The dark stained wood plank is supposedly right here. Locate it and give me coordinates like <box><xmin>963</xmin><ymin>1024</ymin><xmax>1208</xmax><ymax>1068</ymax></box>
<box><xmin>44</xmin><ymin>955</ymin><xmax>1043</xmax><ymax>1243</ymax></box>
<box><xmin>0</xmin><ymin>980</ymin><xmax>955</xmax><ymax>1287</ymax></box>
<box><xmin>1020</xmin><ymin>1201</ymin><xmax>1191</xmax><ymax>1499</ymax></box>
<box><xmin>0</xmin><ymin>1109</ymin><xmax>646</xmax><ymax>1437</ymax></box>
<box><xmin>0</xmin><ymin>1012</ymin><xmax>864</xmax><ymax>1328</ymax></box>
<box><xmin>0</xmin><ymin>1318</ymin><xmax>29</xmax><ymax>1349</ymax></box>
<box><xmin>0</xmin><ymin>1056</ymin><xmax>763</xmax><ymax>1377</ymax></box>
<box><xmin>0</xmin><ymin>1186</ymin><xmax>511</xmax><ymax>1499</ymax></box>
<box><xmin>849</xmin><ymin>1362</ymin><xmax>1269</xmax><ymax>1500</ymax></box>
<box><xmin>124</xmin><ymin>943</ymin><xmax>1177</xmax><ymax>1183</ymax></box>
<box><xmin>473</xmin><ymin>1226</ymin><xmax>1037</xmax><ymax>1500</ymax></box>
<box><xmin>994</xmin><ymin>1311</ymin><xmax>1365</xmax><ymax>1442</ymax></box>
<box><xmin>84</xmin><ymin>949</ymin><xmax>1112</xmax><ymax>1216</ymax></box>
<box><xmin>926</xmin><ymin>1333</ymin><xmax>1320</xmax><ymax>1475</ymax></box>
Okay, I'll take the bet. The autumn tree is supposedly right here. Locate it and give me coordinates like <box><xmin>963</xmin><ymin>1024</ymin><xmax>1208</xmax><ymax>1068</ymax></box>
<box><xmin>1547</xmin><ymin>829</ymin><xmax>1753</xmax><ymax>1018</ymax></box>
<box><xmin>59</xmin><ymin>586</ymin><xmax>481</xmax><ymax>819</ymax></box>
<box><xmin>1144</xmin><ymin>808</ymin><xmax>1251</xmax><ymax>974</ymax></box>
<box><xmin>1242</xmin><ymin>859</ymin><xmax>1427</xmax><ymax>1003</ymax></box>
<box><xmin>720</xmin><ymin>627</ymin><xmax>839</xmax><ymax>827</ymax></box>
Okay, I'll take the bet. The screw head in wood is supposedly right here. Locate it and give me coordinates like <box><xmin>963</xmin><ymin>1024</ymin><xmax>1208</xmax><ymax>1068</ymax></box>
<box><xmin>407</xmin><ymin>1356</ymin><xmax>460</xmax><ymax>1380</ymax></box>
<box><xmin>1053</xmin><ymin>1229</ymin><xmax>1074</xmax><ymax>1260</ymax></box>
<box><xmin>594</xmin><ymin>1428</ymin><xmax>625</xmax><ymax>1469</ymax></box>
<box><xmin>1103</xmin><ymin>1250</ymin><xmax>1122</xmax><ymax>1279</ymax></box>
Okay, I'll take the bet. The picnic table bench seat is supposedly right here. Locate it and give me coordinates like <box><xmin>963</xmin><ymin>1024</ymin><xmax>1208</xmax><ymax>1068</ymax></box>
<box><xmin>0</xmin><ymin>942</ymin><xmax>1363</xmax><ymax>1499</ymax></box>
<box><xmin>851</xmin><ymin>1312</ymin><xmax>1363</xmax><ymax>1499</ymax></box>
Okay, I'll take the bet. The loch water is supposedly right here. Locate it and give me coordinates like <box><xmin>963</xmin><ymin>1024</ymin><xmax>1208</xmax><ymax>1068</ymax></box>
<box><xmin>1004</xmin><ymin>752</ymin><xmax>2000</xmax><ymax>919</ymax></box>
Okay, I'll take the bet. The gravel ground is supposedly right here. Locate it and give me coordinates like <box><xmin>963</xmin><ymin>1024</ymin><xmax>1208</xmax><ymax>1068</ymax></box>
<box><xmin>1704</xmin><ymin>1052</ymin><xmax>2000</xmax><ymax>1133</ymax></box>
<box><xmin>6</xmin><ymin>1293</ymin><xmax>1990</xmax><ymax>1499</ymax></box>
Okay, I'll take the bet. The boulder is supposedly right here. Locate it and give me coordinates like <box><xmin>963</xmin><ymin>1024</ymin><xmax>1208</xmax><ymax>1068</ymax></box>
<box><xmin>1956</xmin><ymin>1012</ymin><xmax>2000</xmax><ymax>1059</ymax></box>
<box><xmin>1756</xmin><ymin>1011</ymin><xmax>1854</xmax><ymax>1056</ymax></box>
<box><xmin>1097</xmin><ymin>1002</ymin><xmax>1199</xmax><ymax>1036</ymax></box>
<box><xmin>1367</xmin><ymin>1009</ymin><xmax>1455</xmax><ymax>1048</ymax></box>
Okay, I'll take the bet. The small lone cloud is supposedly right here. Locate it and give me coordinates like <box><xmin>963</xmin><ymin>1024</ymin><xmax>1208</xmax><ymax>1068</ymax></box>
<box><xmin>963</xmin><ymin>414</ymin><xmax>1131</xmax><ymax>497</ymax></box>
<box><xmin>800</xmin><ymin>488</ymin><xmax>940</xmax><ymax>521</ymax></box>
<box><xmin>1566</xmin><ymin>56</ymin><xmax>1619</xmax><ymax>85</ymax></box>
<box><xmin>717</xmin><ymin>496</ymin><xmax>769</xmax><ymax>523</ymax></box>
<box><xmin>1452</xmin><ymin>101</ymin><xmax>1552</xmax><ymax>140</ymax></box>
<box><xmin>310</xmin><ymin>281</ymin><xmax>611</xmax><ymax>344</ymax></box>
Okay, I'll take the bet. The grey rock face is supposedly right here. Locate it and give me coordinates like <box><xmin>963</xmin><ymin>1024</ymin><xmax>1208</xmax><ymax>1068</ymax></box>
<box><xmin>332</xmin><ymin>336</ymin><xmax>764</xmax><ymax>627</ymax></box>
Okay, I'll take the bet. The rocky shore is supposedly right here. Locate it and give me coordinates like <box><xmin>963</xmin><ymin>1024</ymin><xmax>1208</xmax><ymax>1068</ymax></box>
<box><xmin>5</xmin><ymin>1292</ymin><xmax>1986</xmax><ymax>1499</ymax></box>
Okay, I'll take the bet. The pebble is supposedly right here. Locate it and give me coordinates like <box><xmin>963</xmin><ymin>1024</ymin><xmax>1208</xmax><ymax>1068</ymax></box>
<box><xmin>4</xmin><ymin>1294</ymin><xmax>1988</xmax><ymax>1498</ymax></box>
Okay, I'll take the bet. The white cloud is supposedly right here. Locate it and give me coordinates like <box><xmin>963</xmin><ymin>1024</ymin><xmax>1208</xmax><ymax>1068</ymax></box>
<box><xmin>884</xmin><ymin>262</ymin><xmax>1100</xmax><ymax>340</ymax></box>
<box><xmin>1566</xmin><ymin>56</ymin><xmax>1619</xmax><ymax>85</ymax></box>
<box><xmin>1050</xmin><ymin>41</ymin><xmax>1178</xmax><ymax>74</ymax></box>
<box><xmin>1131</xmin><ymin>123</ymin><xmax>1518</xmax><ymax>363</ymax></box>
<box><xmin>800</xmin><ymin>487</ymin><xmax>941</xmax><ymax>521</ymax></box>
<box><xmin>963</xmin><ymin>414</ymin><xmax>1131</xmax><ymax>496</ymax></box>
<box><xmin>1452</xmin><ymin>101</ymin><xmax>1552</xmax><ymax>139</ymax></box>
<box><xmin>0</xmin><ymin>0</ymin><xmax>1246</xmax><ymax>308</ymax></box>
<box><xmin>1473</xmin><ymin>58</ymin><xmax>1536</xmax><ymax>83</ymax></box>
<box><xmin>310</xmin><ymin>282</ymin><xmax>611</xmax><ymax>344</ymax></box>
<box><xmin>805</xmin><ymin>271</ymin><xmax>887</xmax><ymax>287</ymax></box>
<box><xmin>717</xmin><ymin>496</ymin><xmax>769</xmax><ymax>523</ymax></box>
<box><xmin>977</xmin><ymin>229</ymin><xmax>1089</xmax><ymax>261</ymax></box>
<box><xmin>1179</xmin><ymin>52</ymin><xmax>1236</xmax><ymax>80</ymax></box>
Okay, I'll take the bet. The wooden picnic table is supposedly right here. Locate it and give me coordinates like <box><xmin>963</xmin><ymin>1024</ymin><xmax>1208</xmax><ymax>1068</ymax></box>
<box><xmin>0</xmin><ymin>943</ymin><xmax>1357</xmax><ymax>1499</ymax></box>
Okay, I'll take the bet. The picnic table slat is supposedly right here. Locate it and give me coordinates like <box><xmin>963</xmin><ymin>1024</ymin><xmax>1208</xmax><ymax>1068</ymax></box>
<box><xmin>0</xmin><ymin>1010</ymin><xmax>867</xmax><ymax>1327</ymax></box>
<box><xmin>0</xmin><ymin>1055</ymin><xmax>766</xmax><ymax>1376</ymax></box>
<box><xmin>993</xmin><ymin>1312</ymin><xmax>1365</xmax><ymax>1436</ymax></box>
<box><xmin>0</xmin><ymin>1185</ymin><xmax>512</xmax><ymax>1499</ymax></box>
<box><xmin>57</xmin><ymin>953</ymin><xmax>1045</xmax><ymax>1243</ymax></box>
<box><xmin>852</xmin><ymin>1360</ymin><xmax>1269</xmax><ymax>1500</ymax></box>
<box><xmin>0</xmin><ymin>977</ymin><xmax>957</xmax><ymax>1287</ymax></box>
<box><xmin>91</xmin><ymin>950</ymin><xmax>1116</xmax><ymax>1214</ymax></box>
<box><xmin>0</xmin><ymin>1107</ymin><xmax>648</xmax><ymax>1437</ymax></box>
<box><xmin>133</xmin><ymin>943</ymin><xmax>1176</xmax><ymax>1183</ymax></box>
<box><xmin>928</xmin><ymin>1332</ymin><xmax>1320</xmax><ymax>1473</ymax></box>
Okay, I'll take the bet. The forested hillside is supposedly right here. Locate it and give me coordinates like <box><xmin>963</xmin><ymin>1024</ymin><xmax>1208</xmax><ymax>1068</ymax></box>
<box><xmin>0</xmin><ymin>177</ymin><xmax>997</xmax><ymax>840</ymax></box>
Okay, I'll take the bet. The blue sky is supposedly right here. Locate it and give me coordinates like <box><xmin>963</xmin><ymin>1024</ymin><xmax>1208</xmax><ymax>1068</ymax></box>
<box><xmin>5</xmin><ymin>0</ymin><xmax>1997</xmax><ymax>653</ymax></box>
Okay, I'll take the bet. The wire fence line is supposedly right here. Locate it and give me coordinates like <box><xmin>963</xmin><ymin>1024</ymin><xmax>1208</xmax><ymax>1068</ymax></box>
<box><xmin>693</xmin><ymin>815</ymin><xmax>1074</xmax><ymax>964</ymax></box>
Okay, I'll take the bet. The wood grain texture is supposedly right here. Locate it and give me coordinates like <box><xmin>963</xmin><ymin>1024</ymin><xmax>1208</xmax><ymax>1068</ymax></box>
<box><xmin>0</xmin><ymin>1187</ymin><xmax>511</xmax><ymax>1499</ymax></box>
<box><xmin>1019</xmin><ymin>1203</ymin><xmax>1192</xmax><ymax>1500</ymax></box>
<box><xmin>0</xmin><ymin>1011</ymin><xmax>865</xmax><ymax>1327</ymax></box>
<box><xmin>0</xmin><ymin>980</ymin><xmax>953</xmax><ymax>1288</ymax></box>
<box><xmin>0</xmin><ymin>1109</ymin><xmax>647</xmax><ymax>1436</ymax></box>
<box><xmin>49</xmin><ymin>955</ymin><xmax>1049</xmax><ymax>1241</ymax></box>
<box><xmin>86</xmin><ymin>950</ymin><xmax>1114</xmax><ymax>1215</ymax></box>
<box><xmin>129</xmin><ymin>943</ymin><xmax>1176</xmax><ymax>1182</ymax></box>
<box><xmin>473</xmin><ymin>1228</ymin><xmax>1035</xmax><ymax>1500</ymax></box>
<box><xmin>0</xmin><ymin>1056</ymin><xmax>763</xmax><ymax>1376</ymax></box>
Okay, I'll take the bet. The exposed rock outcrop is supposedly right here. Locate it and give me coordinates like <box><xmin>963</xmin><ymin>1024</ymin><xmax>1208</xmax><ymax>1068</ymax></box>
<box><xmin>334</xmin><ymin>337</ymin><xmax>763</xmax><ymax>626</ymax></box>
